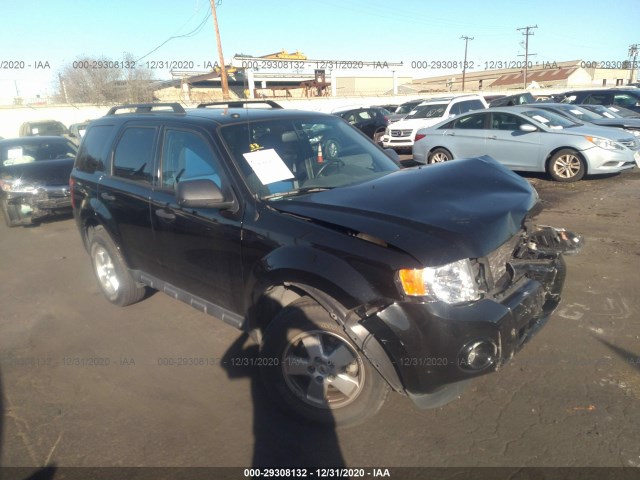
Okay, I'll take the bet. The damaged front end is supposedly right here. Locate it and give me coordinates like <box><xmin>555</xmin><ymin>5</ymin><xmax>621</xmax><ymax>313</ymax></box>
<box><xmin>362</xmin><ymin>219</ymin><xmax>583</xmax><ymax>405</ymax></box>
<box><xmin>479</xmin><ymin>223</ymin><xmax>583</xmax><ymax>356</ymax></box>
<box><xmin>0</xmin><ymin>177</ymin><xmax>71</xmax><ymax>226</ymax></box>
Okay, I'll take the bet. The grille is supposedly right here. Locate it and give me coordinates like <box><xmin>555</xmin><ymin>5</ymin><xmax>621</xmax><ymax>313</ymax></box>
<box><xmin>485</xmin><ymin>234</ymin><xmax>522</xmax><ymax>286</ymax></box>
<box><xmin>390</xmin><ymin>129</ymin><xmax>412</xmax><ymax>137</ymax></box>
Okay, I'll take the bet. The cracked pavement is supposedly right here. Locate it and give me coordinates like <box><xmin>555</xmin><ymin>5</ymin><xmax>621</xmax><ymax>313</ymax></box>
<box><xmin>0</xmin><ymin>168</ymin><xmax>638</xmax><ymax>469</ymax></box>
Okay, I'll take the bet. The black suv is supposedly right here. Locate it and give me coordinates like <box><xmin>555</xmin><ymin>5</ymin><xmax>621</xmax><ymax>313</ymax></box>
<box><xmin>561</xmin><ymin>89</ymin><xmax>640</xmax><ymax>113</ymax></box>
<box><xmin>70</xmin><ymin>102</ymin><xmax>580</xmax><ymax>426</ymax></box>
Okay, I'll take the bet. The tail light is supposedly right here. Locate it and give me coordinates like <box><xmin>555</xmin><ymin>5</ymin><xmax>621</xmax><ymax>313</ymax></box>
<box><xmin>69</xmin><ymin>176</ymin><xmax>76</xmax><ymax>209</ymax></box>
<box><xmin>415</xmin><ymin>133</ymin><xmax>426</xmax><ymax>142</ymax></box>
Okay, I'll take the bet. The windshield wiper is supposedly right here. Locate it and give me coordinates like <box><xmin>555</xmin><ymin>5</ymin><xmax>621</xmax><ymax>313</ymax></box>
<box><xmin>262</xmin><ymin>186</ymin><xmax>333</xmax><ymax>201</ymax></box>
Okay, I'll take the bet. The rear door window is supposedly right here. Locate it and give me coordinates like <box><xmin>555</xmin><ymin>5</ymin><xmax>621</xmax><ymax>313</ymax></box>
<box><xmin>112</xmin><ymin>127</ymin><xmax>156</xmax><ymax>183</ymax></box>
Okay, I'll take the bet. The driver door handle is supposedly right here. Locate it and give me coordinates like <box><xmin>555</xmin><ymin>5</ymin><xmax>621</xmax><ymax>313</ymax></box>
<box><xmin>155</xmin><ymin>208</ymin><xmax>176</xmax><ymax>221</ymax></box>
<box><xmin>487</xmin><ymin>135</ymin><xmax>498</xmax><ymax>140</ymax></box>
<box><xmin>100</xmin><ymin>192</ymin><xmax>115</xmax><ymax>201</ymax></box>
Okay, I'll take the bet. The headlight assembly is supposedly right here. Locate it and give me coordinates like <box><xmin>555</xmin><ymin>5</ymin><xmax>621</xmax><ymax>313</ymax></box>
<box><xmin>584</xmin><ymin>136</ymin><xmax>624</xmax><ymax>151</ymax></box>
<box><xmin>0</xmin><ymin>178</ymin><xmax>40</xmax><ymax>193</ymax></box>
<box><xmin>399</xmin><ymin>258</ymin><xmax>480</xmax><ymax>304</ymax></box>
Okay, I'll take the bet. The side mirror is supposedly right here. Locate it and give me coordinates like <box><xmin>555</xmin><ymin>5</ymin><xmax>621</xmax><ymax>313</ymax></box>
<box><xmin>519</xmin><ymin>124</ymin><xmax>537</xmax><ymax>133</ymax></box>
<box><xmin>176</xmin><ymin>179</ymin><xmax>234</xmax><ymax>209</ymax></box>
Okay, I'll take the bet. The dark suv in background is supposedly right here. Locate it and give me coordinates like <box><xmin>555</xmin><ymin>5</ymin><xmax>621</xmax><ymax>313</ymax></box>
<box><xmin>561</xmin><ymin>88</ymin><xmax>640</xmax><ymax>113</ymax></box>
<box><xmin>70</xmin><ymin>101</ymin><xmax>580</xmax><ymax>426</ymax></box>
<box><xmin>333</xmin><ymin>106</ymin><xmax>389</xmax><ymax>145</ymax></box>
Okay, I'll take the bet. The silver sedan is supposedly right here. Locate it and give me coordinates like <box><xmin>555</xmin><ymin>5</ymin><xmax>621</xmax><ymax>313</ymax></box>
<box><xmin>412</xmin><ymin>106</ymin><xmax>640</xmax><ymax>182</ymax></box>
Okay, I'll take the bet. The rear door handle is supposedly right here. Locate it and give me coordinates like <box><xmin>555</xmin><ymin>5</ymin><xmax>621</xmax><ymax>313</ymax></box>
<box><xmin>487</xmin><ymin>135</ymin><xmax>498</xmax><ymax>140</ymax></box>
<box><xmin>100</xmin><ymin>192</ymin><xmax>115</xmax><ymax>201</ymax></box>
<box><xmin>444</xmin><ymin>132</ymin><xmax>455</xmax><ymax>136</ymax></box>
<box><xmin>155</xmin><ymin>208</ymin><xmax>176</xmax><ymax>221</ymax></box>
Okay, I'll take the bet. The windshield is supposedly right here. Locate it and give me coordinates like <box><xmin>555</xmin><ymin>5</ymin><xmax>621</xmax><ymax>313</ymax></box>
<box><xmin>0</xmin><ymin>139</ymin><xmax>78</xmax><ymax>166</ymax></box>
<box><xmin>582</xmin><ymin>105</ymin><xmax>621</xmax><ymax>118</ymax></box>
<box><xmin>219</xmin><ymin>116</ymin><xmax>399</xmax><ymax>200</ymax></box>
<box><xmin>405</xmin><ymin>104</ymin><xmax>447</xmax><ymax>119</ymax></box>
<box><xmin>601</xmin><ymin>105</ymin><xmax>639</xmax><ymax>118</ymax></box>
<box><xmin>557</xmin><ymin>105</ymin><xmax>605</xmax><ymax>121</ymax></box>
<box><xmin>521</xmin><ymin>109</ymin><xmax>580</xmax><ymax>129</ymax></box>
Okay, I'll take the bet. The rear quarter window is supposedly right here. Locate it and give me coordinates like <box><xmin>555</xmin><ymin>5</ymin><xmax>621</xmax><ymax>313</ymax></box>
<box><xmin>75</xmin><ymin>125</ymin><xmax>115</xmax><ymax>174</ymax></box>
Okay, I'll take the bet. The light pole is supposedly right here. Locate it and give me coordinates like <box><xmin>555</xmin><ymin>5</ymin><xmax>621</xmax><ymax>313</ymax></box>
<box><xmin>210</xmin><ymin>0</ymin><xmax>230</xmax><ymax>100</ymax></box>
<box><xmin>460</xmin><ymin>35</ymin><xmax>474</xmax><ymax>91</ymax></box>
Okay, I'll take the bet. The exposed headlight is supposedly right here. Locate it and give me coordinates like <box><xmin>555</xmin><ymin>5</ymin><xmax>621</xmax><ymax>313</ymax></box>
<box><xmin>398</xmin><ymin>259</ymin><xmax>480</xmax><ymax>304</ymax></box>
<box><xmin>384</xmin><ymin>127</ymin><xmax>390</xmax><ymax>135</ymax></box>
<box><xmin>584</xmin><ymin>136</ymin><xmax>624</xmax><ymax>150</ymax></box>
<box><xmin>0</xmin><ymin>178</ymin><xmax>40</xmax><ymax>193</ymax></box>
<box><xmin>623</xmin><ymin>128</ymin><xmax>640</xmax><ymax>138</ymax></box>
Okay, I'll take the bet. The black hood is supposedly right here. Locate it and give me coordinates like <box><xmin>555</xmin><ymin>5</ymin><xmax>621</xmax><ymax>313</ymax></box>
<box><xmin>272</xmin><ymin>156</ymin><xmax>537</xmax><ymax>266</ymax></box>
<box><xmin>0</xmin><ymin>158</ymin><xmax>74</xmax><ymax>186</ymax></box>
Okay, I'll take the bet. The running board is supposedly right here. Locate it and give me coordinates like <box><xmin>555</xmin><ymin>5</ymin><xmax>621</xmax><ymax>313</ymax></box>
<box><xmin>131</xmin><ymin>270</ymin><xmax>245</xmax><ymax>330</ymax></box>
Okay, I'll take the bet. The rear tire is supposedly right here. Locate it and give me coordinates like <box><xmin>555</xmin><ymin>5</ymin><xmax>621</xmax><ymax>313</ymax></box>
<box><xmin>260</xmin><ymin>297</ymin><xmax>389</xmax><ymax>426</ymax></box>
<box><xmin>428</xmin><ymin>148</ymin><xmax>453</xmax><ymax>164</ymax></box>
<box><xmin>548</xmin><ymin>149</ymin><xmax>585</xmax><ymax>182</ymax></box>
<box><xmin>87</xmin><ymin>226</ymin><xmax>146</xmax><ymax>306</ymax></box>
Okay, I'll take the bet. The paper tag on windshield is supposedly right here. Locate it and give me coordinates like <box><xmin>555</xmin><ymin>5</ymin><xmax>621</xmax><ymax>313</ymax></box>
<box><xmin>532</xmin><ymin>115</ymin><xmax>549</xmax><ymax>123</ymax></box>
<box><xmin>7</xmin><ymin>148</ymin><xmax>23</xmax><ymax>159</ymax></box>
<box><xmin>243</xmin><ymin>148</ymin><xmax>294</xmax><ymax>185</ymax></box>
<box><xmin>570</xmin><ymin>109</ymin><xmax>583</xmax><ymax>115</ymax></box>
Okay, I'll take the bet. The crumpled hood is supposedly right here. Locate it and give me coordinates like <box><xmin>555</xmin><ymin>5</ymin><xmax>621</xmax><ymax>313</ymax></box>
<box><xmin>273</xmin><ymin>156</ymin><xmax>537</xmax><ymax>266</ymax></box>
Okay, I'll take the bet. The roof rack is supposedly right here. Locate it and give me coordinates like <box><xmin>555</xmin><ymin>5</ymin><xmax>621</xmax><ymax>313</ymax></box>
<box><xmin>106</xmin><ymin>103</ymin><xmax>186</xmax><ymax>115</ymax></box>
<box><xmin>196</xmin><ymin>100</ymin><xmax>283</xmax><ymax>109</ymax></box>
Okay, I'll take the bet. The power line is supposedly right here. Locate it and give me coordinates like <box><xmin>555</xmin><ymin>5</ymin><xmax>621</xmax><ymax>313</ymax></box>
<box><xmin>517</xmin><ymin>25</ymin><xmax>537</xmax><ymax>88</ymax></box>
<box><xmin>135</xmin><ymin>11</ymin><xmax>212</xmax><ymax>63</ymax></box>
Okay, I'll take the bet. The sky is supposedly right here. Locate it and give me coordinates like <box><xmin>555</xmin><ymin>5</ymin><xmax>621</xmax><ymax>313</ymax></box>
<box><xmin>1</xmin><ymin>0</ymin><xmax>638</xmax><ymax>100</ymax></box>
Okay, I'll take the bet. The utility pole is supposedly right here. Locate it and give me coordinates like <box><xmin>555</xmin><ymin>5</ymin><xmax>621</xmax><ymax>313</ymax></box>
<box><xmin>460</xmin><ymin>35</ymin><xmax>474</xmax><ymax>91</ymax></box>
<box><xmin>209</xmin><ymin>0</ymin><xmax>230</xmax><ymax>100</ymax></box>
<box><xmin>628</xmin><ymin>44</ymin><xmax>638</xmax><ymax>84</ymax></box>
<box><xmin>517</xmin><ymin>25</ymin><xmax>537</xmax><ymax>89</ymax></box>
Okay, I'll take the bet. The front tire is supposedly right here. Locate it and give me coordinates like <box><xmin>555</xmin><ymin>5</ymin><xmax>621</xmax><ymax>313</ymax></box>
<box><xmin>88</xmin><ymin>226</ymin><xmax>146</xmax><ymax>306</ymax></box>
<box><xmin>548</xmin><ymin>149</ymin><xmax>585</xmax><ymax>182</ymax></box>
<box><xmin>260</xmin><ymin>297</ymin><xmax>389</xmax><ymax>426</ymax></box>
<box><xmin>428</xmin><ymin>148</ymin><xmax>453</xmax><ymax>164</ymax></box>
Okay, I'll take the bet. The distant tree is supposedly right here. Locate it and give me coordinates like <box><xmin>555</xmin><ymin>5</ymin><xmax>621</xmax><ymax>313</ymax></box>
<box><xmin>56</xmin><ymin>53</ymin><xmax>156</xmax><ymax>104</ymax></box>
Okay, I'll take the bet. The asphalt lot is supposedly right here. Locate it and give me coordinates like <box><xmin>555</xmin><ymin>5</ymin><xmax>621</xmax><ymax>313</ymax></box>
<box><xmin>0</xmin><ymin>165</ymin><xmax>639</xmax><ymax>472</ymax></box>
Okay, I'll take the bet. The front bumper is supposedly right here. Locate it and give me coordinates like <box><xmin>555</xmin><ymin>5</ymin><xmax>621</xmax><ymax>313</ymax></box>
<box><xmin>583</xmin><ymin>146</ymin><xmax>640</xmax><ymax>174</ymax></box>
<box><xmin>361</xmin><ymin>227</ymin><xmax>579</xmax><ymax>405</ymax></box>
<box><xmin>5</xmin><ymin>185</ymin><xmax>71</xmax><ymax>219</ymax></box>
